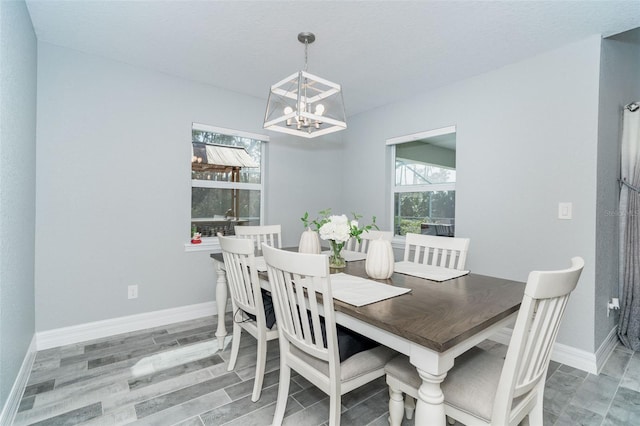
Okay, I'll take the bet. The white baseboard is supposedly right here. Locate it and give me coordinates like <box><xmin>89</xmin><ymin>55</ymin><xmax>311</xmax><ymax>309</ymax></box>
<box><xmin>3</xmin><ymin>301</ymin><xmax>234</xmax><ymax>423</ymax></box>
<box><xmin>0</xmin><ymin>335</ymin><xmax>37</xmax><ymax>426</ymax></box>
<box><xmin>36</xmin><ymin>301</ymin><xmax>223</xmax><ymax>350</ymax></box>
<box><xmin>548</xmin><ymin>341</ymin><xmax>598</xmax><ymax>374</ymax></box>
<box><xmin>594</xmin><ymin>326</ymin><xmax>620</xmax><ymax>375</ymax></box>
<box><xmin>489</xmin><ymin>326</ymin><xmax>619</xmax><ymax>375</ymax></box>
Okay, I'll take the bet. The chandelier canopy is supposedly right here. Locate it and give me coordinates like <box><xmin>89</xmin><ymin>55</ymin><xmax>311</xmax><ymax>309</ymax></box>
<box><xmin>263</xmin><ymin>32</ymin><xmax>347</xmax><ymax>139</ymax></box>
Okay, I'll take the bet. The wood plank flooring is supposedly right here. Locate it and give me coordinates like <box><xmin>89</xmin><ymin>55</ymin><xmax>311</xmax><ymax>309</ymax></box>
<box><xmin>11</xmin><ymin>314</ymin><xmax>640</xmax><ymax>425</ymax></box>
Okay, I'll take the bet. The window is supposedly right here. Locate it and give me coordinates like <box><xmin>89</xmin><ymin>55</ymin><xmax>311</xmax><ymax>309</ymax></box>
<box><xmin>388</xmin><ymin>126</ymin><xmax>456</xmax><ymax>237</ymax></box>
<box><xmin>191</xmin><ymin>123</ymin><xmax>267</xmax><ymax>240</ymax></box>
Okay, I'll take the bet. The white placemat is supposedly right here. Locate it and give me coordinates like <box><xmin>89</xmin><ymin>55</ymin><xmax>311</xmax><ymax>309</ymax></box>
<box><xmin>330</xmin><ymin>273</ymin><xmax>411</xmax><ymax>307</ymax></box>
<box><xmin>321</xmin><ymin>250</ymin><xmax>368</xmax><ymax>262</ymax></box>
<box><xmin>394</xmin><ymin>261</ymin><xmax>469</xmax><ymax>282</ymax></box>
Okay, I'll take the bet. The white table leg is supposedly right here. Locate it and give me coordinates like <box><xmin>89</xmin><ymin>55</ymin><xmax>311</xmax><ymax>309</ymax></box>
<box><xmin>413</xmin><ymin>368</ymin><xmax>447</xmax><ymax>426</ymax></box>
<box><xmin>214</xmin><ymin>261</ymin><xmax>228</xmax><ymax>348</ymax></box>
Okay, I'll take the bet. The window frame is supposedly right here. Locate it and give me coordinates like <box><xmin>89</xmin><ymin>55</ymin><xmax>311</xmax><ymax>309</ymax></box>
<box><xmin>387</xmin><ymin>126</ymin><xmax>456</xmax><ymax>240</ymax></box>
<box><xmin>186</xmin><ymin>123</ymin><xmax>268</xmax><ymax>252</ymax></box>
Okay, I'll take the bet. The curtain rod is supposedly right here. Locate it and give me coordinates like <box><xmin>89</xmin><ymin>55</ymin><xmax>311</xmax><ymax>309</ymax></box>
<box><xmin>625</xmin><ymin>102</ymin><xmax>639</xmax><ymax>112</ymax></box>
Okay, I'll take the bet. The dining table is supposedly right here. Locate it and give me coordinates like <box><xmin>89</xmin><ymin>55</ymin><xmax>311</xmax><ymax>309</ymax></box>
<box><xmin>210</xmin><ymin>249</ymin><xmax>525</xmax><ymax>426</ymax></box>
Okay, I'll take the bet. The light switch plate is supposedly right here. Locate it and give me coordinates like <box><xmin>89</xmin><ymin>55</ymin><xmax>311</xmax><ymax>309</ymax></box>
<box><xmin>558</xmin><ymin>202</ymin><xmax>572</xmax><ymax>220</ymax></box>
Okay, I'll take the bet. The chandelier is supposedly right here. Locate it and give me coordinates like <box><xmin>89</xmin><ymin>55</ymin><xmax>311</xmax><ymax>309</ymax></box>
<box><xmin>263</xmin><ymin>32</ymin><xmax>347</xmax><ymax>139</ymax></box>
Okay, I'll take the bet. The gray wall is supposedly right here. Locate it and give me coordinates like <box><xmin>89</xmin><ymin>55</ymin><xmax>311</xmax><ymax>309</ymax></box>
<box><xmin>344</xmin><ymin>36</ymin><xmax>602</xmax><ymax>352</ymax></box>
<box><xmin>264</xmin><ymin>135</ymin><xmax>346</xmax><ymax>247</ymax></box>
<box><xmin>14</xmin><ymin>12</ymin><xmax>638</xmax><ymax>367</ymax></box>
<box><xmin>595</xmin><ymin>28</ymin><xmax>640</xmax><ymax>346</ymax></box>
<box><xmin>0</xmin><ymin>0</ymin><xmax>37</xmax><ymax>408</ymax></box>
<box><xmin>34</xmin><ymin>42</ymin><xmax>343</xmax><ymax>331</ymax></box>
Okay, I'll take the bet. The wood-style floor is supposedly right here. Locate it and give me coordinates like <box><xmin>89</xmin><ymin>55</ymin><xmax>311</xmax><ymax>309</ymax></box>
<box><xmin>11</xmin><ymin>314</ymin><xmax>640</xmax><ymax>425</ymax></box>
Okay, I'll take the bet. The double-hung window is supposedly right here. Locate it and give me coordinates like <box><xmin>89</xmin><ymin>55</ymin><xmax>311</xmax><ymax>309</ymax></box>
<box><xmin>388</xmin><ymin>126</ymin><xmax>456</xmax><ymax>237</ymax></box>
<box><xmin>191</xmin><ymin>123</ymin><xmax>267</xmax><ymax>243</ymax></box>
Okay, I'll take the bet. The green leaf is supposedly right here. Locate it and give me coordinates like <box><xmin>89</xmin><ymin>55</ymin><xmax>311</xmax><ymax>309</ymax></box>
<box><xmin>301</xmin><ymin>212</ymin><xmax>310</xmax><ymax>228</ymax></box>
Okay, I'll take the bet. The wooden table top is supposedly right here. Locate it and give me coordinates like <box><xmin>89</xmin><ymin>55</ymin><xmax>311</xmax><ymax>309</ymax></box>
<box><xmin>333</xmin><ymin>260</ymin><xmax>525</xmax><ymax>352</ymax></box>
<box><xmin>211</xmin><ymin>251</ymin><xmax>526</xmax><ymax>353</ymax></box>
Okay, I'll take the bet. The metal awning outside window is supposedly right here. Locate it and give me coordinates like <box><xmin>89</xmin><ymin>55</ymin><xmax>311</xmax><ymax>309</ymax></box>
<box><xmin>191</xmin><ymin>143</ymin><xmax>259</xmax><ymax>226</ymax></box>
<box><xmin>191</xmin><ymin>143</ymin><xmax>259</xmax><ymax>172</ymax></box>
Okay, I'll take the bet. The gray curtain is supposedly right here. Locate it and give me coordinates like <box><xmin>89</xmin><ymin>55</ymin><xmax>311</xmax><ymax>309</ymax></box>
<box><xmin>618</xmin><ymin>102</ymin><xmax>640</xmax><ymax>350</ymax></box>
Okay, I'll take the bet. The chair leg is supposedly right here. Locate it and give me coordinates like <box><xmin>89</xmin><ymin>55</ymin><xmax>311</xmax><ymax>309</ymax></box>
<box><xmin>227</xmin><ymin>323</ymin><xmax>242</xmax><ymax>371</ymax></box>
<box><xmin>525</xmin><ymin>391</ymin><xmax>544</xmax><ymax>426</ymax></box>
<box><xmin>271</xmin><ymin>362</ymin><xmax>290</xmax><ymax>426</ymax></box>
<box><xmin>405</xmin><ymin>395</ymin><xmax>415</xmax><ymax>420</ymax></box>
<box><xmin>251</xmin><ymin>334</ymin><xmax>268</xmax><ymax>402</ymax></box>
<box><xmin>388</xmin><ymin>386</ymin><xmax>405</xmax><ymax>426</ymax></box>
<box><xmin>328</xmin><ymin>392</ymin><xmax>341</xmax><ymax>426</ymax></box>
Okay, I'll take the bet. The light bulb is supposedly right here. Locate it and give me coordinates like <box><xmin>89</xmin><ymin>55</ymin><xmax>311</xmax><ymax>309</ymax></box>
<box><xmin>284</xmin><ymin>106</ymin><xmax>293</xmax><ymax>126</ymax></box>
<box><xmin>314</xmin><ymin>104</ymin><xmax>325</xmax><ymax>116</ymax></box>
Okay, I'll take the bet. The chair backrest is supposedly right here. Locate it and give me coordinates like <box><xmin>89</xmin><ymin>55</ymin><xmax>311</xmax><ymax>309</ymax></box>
<box><xmin>262</xmin><ymin>244</ymin><xmax>340</xmax><ymax>375</ymax></box>
<box><xmin>234</xmin><ymin>224</ymin><xmax>282</xmax><ymax>252</ymax></box>
<box><xmin>492</xmin><ymin>257</ymin><xmax>584</xmax><ymax>424</ymax></box>
<box><xmin>435</xmin><ymin>224</ymin><xmax>455</xmax><ymax>237</ymax></box>
<box><xmin>403</xmin><ymin>233</ymin><xmax>470</xmax><ymax>270</ymax></box>
<box><xmin>345</xmin><ymin>230</ymin><xmax>394</xmax><ymax>253</ymax></box>
<box><xmin>218</xmin><ymin>234</ymin><xmax>266</xmax><ymax>325</ymax></box>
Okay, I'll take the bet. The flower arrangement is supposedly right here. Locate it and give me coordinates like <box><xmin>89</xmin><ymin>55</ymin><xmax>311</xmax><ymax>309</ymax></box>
<box><xmin>301</xmin><ymin>209</ymin><xmax>377</xmax><ymax>268</ymax></box>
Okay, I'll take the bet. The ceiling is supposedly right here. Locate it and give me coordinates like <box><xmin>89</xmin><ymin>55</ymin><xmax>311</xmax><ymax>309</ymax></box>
<box><xmin>25</xmin><ymin>1</ymin><xmax>640</xmax><ymax>117</ymax></box>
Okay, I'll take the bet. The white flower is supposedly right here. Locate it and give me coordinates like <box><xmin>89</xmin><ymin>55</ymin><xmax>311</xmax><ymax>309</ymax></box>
<box><xmin>319</xmin><ymin>214</ymin><xmax>351</xmax><ymax>243</ymax></box>
<box><xmin>331</xmin><ymin>215</ymin><xmax>349</xmax><ymax>225</ymax></box>
<box><xmin>350</xmin><ymin>220</ymin><xmax>358</xmax><ymax>228</ymax></box>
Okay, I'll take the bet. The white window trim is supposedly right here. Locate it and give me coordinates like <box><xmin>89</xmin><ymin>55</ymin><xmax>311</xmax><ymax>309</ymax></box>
<box><xmin>187</xmin><ymin>123</ymin><xmax>268</xmax><ymax>252</ymax></box>
<box><xmin>192</xmin><ymin>122</ymin><xmax>269</xmax><ymax>143</ymax></box>
<box><xmin>184</xmin><ymin>238</ymin><xmax>222</xmax><ymax>253</ymax></box>
<box><xmin>386</xmin><ymin>125</ymin><xmax>456</xmax><ymax>146</ymax></box>
<box><xmin>191</xmin><ymin>180</ymin><xmax>262</xmax><ymax>191</ymax></box>
<box><xmin>388</xmin><ymin>125</ymin><xmax>456</xmax><ymax>238</ymax></box>
<box><xmin>393</xmin><ymin>182</ymin><xmax>456</xmax><ymax>193</ymax></box>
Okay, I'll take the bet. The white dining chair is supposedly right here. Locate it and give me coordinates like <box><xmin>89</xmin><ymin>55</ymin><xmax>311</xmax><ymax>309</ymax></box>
<box><xmin>435</xmin><ymin>223</ymin><xmax>455</xmax><ymax>237</ymax></box>
<box><xmin>385</xmin><ymin>256</ymin><xmax>584</xmax><ymax>426</ymax></box>
<box><xmin>403</xmin><ymin>233</ymin><xmax>470</xmax><ymax>270</ymax></box>
<box><xmin>234</xmin><ymin>224</ymin><xmax>282</xmax><ymax>252</ymax></box>
<box><xmin>261</xmin><ymin>244</ymin><xmax>397</xmax><ymax>426</ymax></box>
<box><xmin>345</xmin><ymin>230</ymin><xmax>393</xmax><ymax>253</ymax></box>
<box><xmin>218</xmin><ymin>235</ymin><xmax>279</xmax><ymax>402</ymax></box>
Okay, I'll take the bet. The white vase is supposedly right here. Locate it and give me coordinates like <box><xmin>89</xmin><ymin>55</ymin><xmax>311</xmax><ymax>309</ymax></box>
<box><xmin>298</xmin><ymin>228</ymin><xmax>321</xmax><ymax>254</ymax></box>
<box><xmin>365</xmin><ymin>238</ymin><xmax>395</xmax><ymax>279</ymax></box>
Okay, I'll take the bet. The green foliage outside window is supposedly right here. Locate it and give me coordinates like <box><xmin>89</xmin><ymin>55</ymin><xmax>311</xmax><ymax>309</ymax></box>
<box><xmin>393</xmin><ymin>190</ymin><xmax>455</xmax><ymax>236</ymax></box>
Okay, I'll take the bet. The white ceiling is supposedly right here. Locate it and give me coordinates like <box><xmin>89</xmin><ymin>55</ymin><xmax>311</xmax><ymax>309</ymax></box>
<box><xmin>25</xmin><ymin>1</ymin><xmax>640</xmax><ymax>116</ymax></box>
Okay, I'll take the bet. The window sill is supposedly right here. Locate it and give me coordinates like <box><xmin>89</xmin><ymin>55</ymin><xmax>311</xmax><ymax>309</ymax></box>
<box><xmin>184</xmin><ymin>238</ymin><xmax>221</xmax><ymax>253</ymax></box>
<box><xmin>185</xmin><ymin>237</ymin><xmax>405</xmax><ymax>253</ymax></box>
